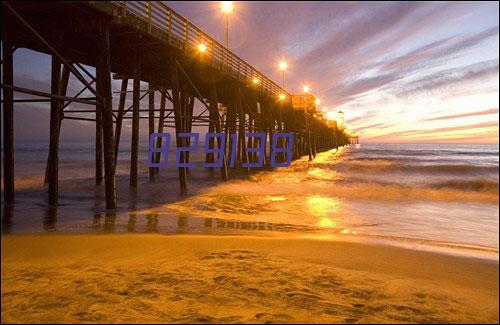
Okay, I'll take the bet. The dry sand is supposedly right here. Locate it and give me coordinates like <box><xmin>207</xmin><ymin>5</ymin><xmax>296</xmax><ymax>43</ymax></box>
<box><xmin>1</xmin><ymin>234</ymin><xmax>498</xmax><ymax>323</ymax></box>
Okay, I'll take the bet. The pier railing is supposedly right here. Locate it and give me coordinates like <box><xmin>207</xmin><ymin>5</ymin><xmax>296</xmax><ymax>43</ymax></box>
<box><xmin>110</xmin><ymin>1</ymin><xmax>291</xmax><ymax>102</ymax></box>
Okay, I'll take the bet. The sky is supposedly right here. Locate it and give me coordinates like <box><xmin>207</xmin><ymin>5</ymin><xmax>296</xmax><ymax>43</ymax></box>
<box><xmin>6</xmin><ymin>1</ymin><xmax>500</xmax><ymax>144</ymax></box>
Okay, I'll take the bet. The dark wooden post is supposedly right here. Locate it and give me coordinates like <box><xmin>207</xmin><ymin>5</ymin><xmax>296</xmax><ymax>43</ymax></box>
<box><xmin>130</xmin><ymin>53</ymin><xmax>141</xmax><ymax>188</ymax></box>
<box><xmin>277</xmin><ymin>104</ymin><xmax>285</xmax><ymax>163</ymax></box>
<box><xmin>47</xmin><ymin>52</ymin><xmax>62</xmax><ymax>205</ymax></box>
<box><xmin>95</xmin><ymin>77</ymin><xmax>103</xmax><ymax>185</ymax></box>
<box><xmin>98</xmin><ymin>23</ymin><xmax>117</xmax><ymax>209</ymax></box>
<box><xmin>247</xmin><ymin>117</ymin><xmax>254</xmax><ymax>163</ymax></box>
<box><xmin>209</xmin><ymin>80</ymin><xmax>228</xmax><ymax>180</ymax></box>
<box><xmin>312</xmin><ymin>122</ymin><xmax>317</xmax><ymax>158</ymax></box>
<box><xmin>171</xmin><ymin>60</ymin><xmax>187</xmax><ymax>193</ymax></box>
<box><xmin>148</xmin><ymin>83</ymin><xmax>155</xmax><ymax>180</ymax></box>
<box><xmin>236</xmin><ymin>92</ymin><xmax>249</xmax><ymax>170</ymax></box>
<box><xmin>2</xmin><ymin>37</ymin><xmax>14</xmax><ymax>204</ymax></box>
<box><xmin>226</xmin><ymin>88</ymin><xmax>238</xmax><ymax>170</ymax></box>
<box><xmin>153</xmin><ymin>90</ymin><xmax>167</xmax><ymax>175</ymax></box>
<box><xmin>185</xmin><ymin>94</ymin><xmax>195</xmax><ymax>169</ymax></box>
<box><xmin>206</xmin><ymin>95</ymin><xmax>216</xmax><ymax>176</ymax></box>
<box><xmin>179</xmin><ymin>78</ymin><xmax>188</xmax><ymax>169</ymax></box>
<box><xmin>114</xmin><ymin>78</ymin><xmax>128</xmax><ymax>165</ymax></box>
<box><xmin>259</xmin><ymin>100</ymin><xmax>270</xmax><ymax>167</ymax></box>
<box><xmin>44</xmin><ymin>65</ymin><xmax>70</xmax><ymax>185</ymax></box>
<box><xmin>305</xmin><ymin>111</ymin><xmax>313</xmax><ymax>161</ymax></box>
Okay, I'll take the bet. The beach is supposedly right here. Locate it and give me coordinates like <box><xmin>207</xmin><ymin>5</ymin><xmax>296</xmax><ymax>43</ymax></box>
<box><xmin>2</xmin><ymin>143</ymin><xmax>499</xmax><ymax>323</ymax></box>
<box><xmin>1</xmin><ymin>234</ymin><xmax>498</xmax><ymax>323</ymax></box>
<box><xmin>2</xmin><ymin>0</ymin><xmax>499</xmax><ymax>323</ymax></box>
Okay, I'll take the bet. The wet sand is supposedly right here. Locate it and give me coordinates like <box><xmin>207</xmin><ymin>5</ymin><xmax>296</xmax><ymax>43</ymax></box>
<box><xmin>1</xmin><ymin>234</ymin><xmax>498</xmax><ymax>323</ymax></box>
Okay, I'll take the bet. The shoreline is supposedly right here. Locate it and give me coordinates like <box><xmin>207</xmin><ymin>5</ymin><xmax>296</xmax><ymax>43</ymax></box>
<box><xmin>3</xmin><ymin>219</ymin><xmax>499</xmax><ymax>261</ymax></box>
<box><xmin>2</xmin><ymin>233</ymin><xmax>498</xmax><ymax>323</ymax></box>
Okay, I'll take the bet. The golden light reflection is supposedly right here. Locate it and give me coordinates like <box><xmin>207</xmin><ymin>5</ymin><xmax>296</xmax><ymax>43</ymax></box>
<box><xmin>266</xmin><ymin>195</ymin><xmax>286</xmax><ymax>202</ymax></box>
<box><xmin>319</xmin><ymin>217</ymin><xmax>336</xmax><ymax>228</ymax></box>
<box><xmin>307</xmin><ymin>167</ymin><xmax>339</xmax><ymax>180</ymax></box>
<box><xmin>307</xmin><ymin>196</ymin><xmax>341</xmax><ymax>229</ymax></box>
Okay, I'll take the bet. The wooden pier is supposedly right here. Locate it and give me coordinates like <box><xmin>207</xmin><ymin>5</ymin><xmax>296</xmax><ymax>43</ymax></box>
<box><xmin>1</xmin><ymin>1</ymin><xmax>351</xmax><ymax>209</ymax></box>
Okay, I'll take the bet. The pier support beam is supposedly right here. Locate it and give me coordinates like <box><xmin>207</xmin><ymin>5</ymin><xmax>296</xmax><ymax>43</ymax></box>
<box><xmin>209</xmin><ymin>81</ymin><xmax>227</xmax><ymax>180</ymax></box>
<box><xmin>97</xmin><ymin>23</ymin><xmax>116</xmax><ymax>209</ymax></box>
<box><xmin>148</xmin><ymin>83</ymin><xmax>155</xmax><ymax>181</ymax></box>
<box><xmin>153</xmin><ymin>90</ymin><xmax>167</xmax><ymax>175</ymax></box>
<box><xmin>47</xmin><ymin>52</ymin><xmax>62</xmax><ymax>205</ymax></box>
<box><xmin>171</xmin><ymin>60</ymin><xmax>187</xmax><ymax>193</ymax></box>
<box><xmin>130</xmin><ymin>53</ymin><xmax>141</xmax><ymax>188</ymax></box>
<box><xmin>226</xmin><ymin>92</ymin><xmax>237</xmax><ymax>170</ymax></box>
<box><xmin>305</xmin><ymin>112</ymin><xmax>313</xmax><ymax>161</ymax></box>
<box><xmin>206</xmin><ymin>98</ymin><xmax>216</xmax><ymax>176</ymax></box>
<box><xmin>95</xmin><ymin>87</ymin><xmax>103</xmax><ymax>185</ymax></box>
<box><xmin>114</xmin><ymin>78</ymin><xmax>128</xmax><ymax>165</ymax></box>
<box><xmin>236</xmin><ymin>90</ymin><xmax>249</xmax><ymax>170</ymax></box>
<box><xmin>2</xmin><ymin>37</ymin><xmax>15</xmax><ymax>205</ymax></box>
<box><xmin>44</xmin><ymin>64</ymin><xmax>70</xmax><ymax>186</ymax></box>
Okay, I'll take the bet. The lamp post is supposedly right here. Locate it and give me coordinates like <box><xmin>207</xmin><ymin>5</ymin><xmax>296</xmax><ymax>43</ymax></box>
<box><xmin>278</xmin><ymin>60</ymin><xmax>287</xmax><ymax>88</ymax></box>
<box><xmin>220</xmin><ymin>2</ymin><xmax>233</xmax><ymax>48</ymax></box>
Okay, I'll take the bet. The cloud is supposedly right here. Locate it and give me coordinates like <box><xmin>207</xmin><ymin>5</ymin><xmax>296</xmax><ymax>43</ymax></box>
<box><xmin>8</xmin><ymin>2</ymin><xmax>500</xmax><ymax>144</ymax></box>
<box><xmin>297</xmin><ymin>2</ymin><xmax>424</xmax><ymax>68</ymax></box>
<box><xmin>354</xmin><ymin>122</ymin><xmax>394</xmax><ymax>132</ymax></box>
<box><xmin>423</xmin><ymin>108</ymin><xmax>499</xmax><ymax>122</ymax></box>
<box><xmin>330</xmin><ymin>28</ymin><xmax>500</xmax><ymax>105</ymax></box>
<box><xmin>397</xmin><ymin>60</ymin><xmax>499</xmax><ymax>96</ymax></box>
<box><xmin>366</xmin><ymin>121</ymin><xmax>499</xmax><ymax>141</ymax></box>
<box><xmin>328</xmin><ymin>72</ymin><xmax>402</xmax><ymax>106</ymax></box>
<box><xmin>381</xmin><ymin>26</ymin><xmax>499</xmax><ymax>72</ymax></box>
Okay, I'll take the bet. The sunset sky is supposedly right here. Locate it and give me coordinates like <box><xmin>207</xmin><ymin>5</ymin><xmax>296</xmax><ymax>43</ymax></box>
<box><xmin>9</xmin><ymin>1</ymin><xmax>500</xmax><ymax>144</ymax></box>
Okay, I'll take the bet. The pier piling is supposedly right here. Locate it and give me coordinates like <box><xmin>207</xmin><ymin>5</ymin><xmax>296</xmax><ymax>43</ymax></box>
<box><xmin>1</xmin><ymin>1</ymin><xmax>354</xmax><ymax>209</ymax></box>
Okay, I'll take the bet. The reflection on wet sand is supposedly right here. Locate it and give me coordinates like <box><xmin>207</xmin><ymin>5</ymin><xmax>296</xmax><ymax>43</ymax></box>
<box><xmin>1</xmin><ymin>202</ymin><xmax>330</xmax><ymax>235</ymax></box>
<box><xmin>177</xmin><ymin>214</ymin><xmax>189</xmax><ymax>234</ymax></box>
<box><xmin>307</xmin><ymin>195</ymin><xmax>341</xmax><ymax>229</ymax></box>
<box><xmin>2</xmin><ymin>205</ymin><xmax>13</xmax><ymax>234</ymax></box>
<box><xmin>43</xmin><ymin>207</ymin><xmax>57</xmax><ymax>232</ymax></box>
<box><xmin>92</xmin><ymin>213</ymin><xmax>101</xmax><ymax>229</ymax></box>
<box><xmin>104</xmin><ymin>211</ymin><xmax>116</xmax><ymax>233</ymax></box>
<box><xmin>146</xmin><ymin>213</ymin><xmax>159</xmax><ymax>232</ymax></box>
<box><xmin>127</xmin><ymin>213</ymin><xmax>136</xmax><ymax>232</ymax></box>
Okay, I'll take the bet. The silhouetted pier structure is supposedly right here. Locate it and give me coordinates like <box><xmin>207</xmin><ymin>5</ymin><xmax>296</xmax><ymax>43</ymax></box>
<box><xmin>1</xmin><ymin>1</ymin><xmax>351</xmax><ymax>209</ymax></box>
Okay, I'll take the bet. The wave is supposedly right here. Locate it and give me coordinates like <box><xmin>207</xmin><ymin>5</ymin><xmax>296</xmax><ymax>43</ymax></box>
<box><xmin>429</xmin><ymin>179</ymin><xmax>499</xmax><ymax>192</ymax></box>
<box><xmin>340</xmin><ymin>160</ymin><xmax>499</xmax><ymax>175</ymax></box>
<box><xmin>354</xmin><ymin>149</ymin><xmax>499</xmax><ymax>157</ymax></box>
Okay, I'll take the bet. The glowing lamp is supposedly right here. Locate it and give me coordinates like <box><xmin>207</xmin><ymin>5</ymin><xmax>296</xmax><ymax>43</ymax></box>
<box><xmin>220</xmin><ymin>1</ymin><xmax>233</xmax><ymax>14</ymax></box>
<box><xmin>197</xmin><ymin>43</ymin><xmax>207</xmax><ymax>53</ymax></box>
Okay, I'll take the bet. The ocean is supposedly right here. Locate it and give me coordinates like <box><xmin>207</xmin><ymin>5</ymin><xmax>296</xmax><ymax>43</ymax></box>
<box><xmin>1</xmin><ymin>142</ymin><xmax>499</xmax><ymax>257</ymax></box>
